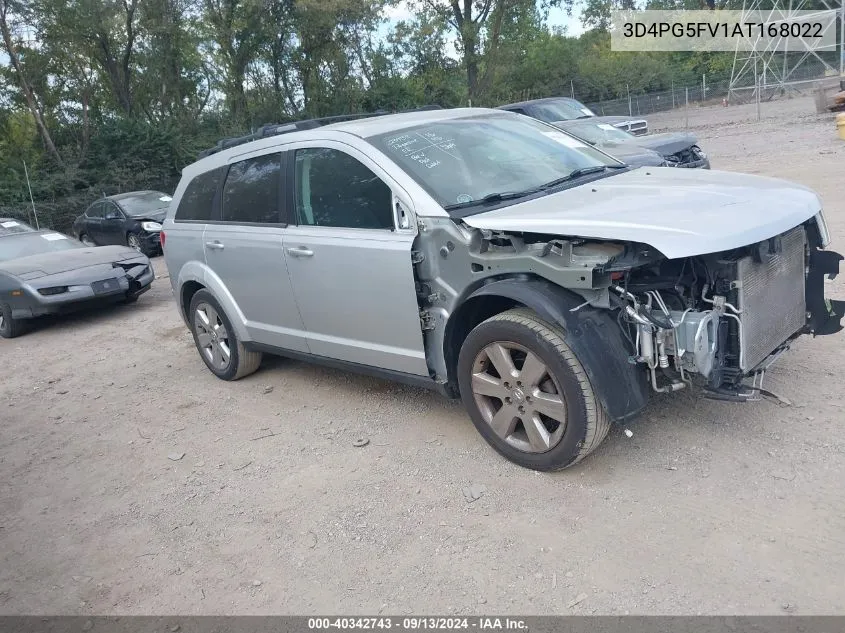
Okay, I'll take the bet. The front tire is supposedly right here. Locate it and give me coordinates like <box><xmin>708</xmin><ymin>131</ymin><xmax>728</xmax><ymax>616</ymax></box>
<box><xmin>79</xmin><ymin>233</ymin><xmax>96</xmax><ymax>247</ymax></box>
<box><xmin>126</xmin><ymin>231</ymin><xmax>149</xmax><ymax>255</ymax></box>
<box><xmin>188</xmin><ymin>289</ymin><xmax>262</xmax><ymax>380</ymax></box>
<box><xmin>457</xmin><ymin>308</ymin><xmax>610</xmax><ymax>471</ymax></box>
<box><xmin>0</xmin><ymin>303</ymin><xmax>28</xmax><ymax>339</ymax></box>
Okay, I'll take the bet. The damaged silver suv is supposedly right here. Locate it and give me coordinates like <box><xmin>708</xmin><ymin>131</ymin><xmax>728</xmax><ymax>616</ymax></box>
<box><xmin>162</xmin><ymin>108</ymin><xmax>843</xmax><ymax>471</ymax></box>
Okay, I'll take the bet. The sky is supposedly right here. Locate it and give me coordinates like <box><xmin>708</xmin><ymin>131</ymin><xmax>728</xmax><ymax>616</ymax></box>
<box><xmin>381</xmin><ymin>1</ymin><xmax>586</xmax><ymax>50</ymax></box>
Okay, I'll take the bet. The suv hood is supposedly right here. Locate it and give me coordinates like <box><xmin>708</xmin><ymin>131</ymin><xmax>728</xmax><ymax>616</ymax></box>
<box><xmin>462</xmin><ymin>168</ymin><xmax>822</xmax><ymax>259</ymax></box>
<box><xmin>1</xmin><ymin>245</ymin><xmax>145</xmax><ymax>279</ymax></box>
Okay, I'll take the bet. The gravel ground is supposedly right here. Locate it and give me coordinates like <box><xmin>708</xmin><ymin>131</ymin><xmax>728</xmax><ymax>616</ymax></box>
<box><xmin>1</xmin><ymin>95</ymin><xmax>844</xmax><ymax>615</ymax></box>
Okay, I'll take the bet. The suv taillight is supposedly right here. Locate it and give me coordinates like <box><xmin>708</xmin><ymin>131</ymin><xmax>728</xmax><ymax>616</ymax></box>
<box><xmin>160</xmin><ymin>230</ymin><xmax>166</xmax><ymax>248</ymax></box>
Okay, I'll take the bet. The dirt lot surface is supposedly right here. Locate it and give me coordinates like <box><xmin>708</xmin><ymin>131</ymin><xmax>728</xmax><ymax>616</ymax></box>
<box><xmin>2</xmin><ymin>95</ymin><xmax>845</xmax><ymax>615</ymax></box>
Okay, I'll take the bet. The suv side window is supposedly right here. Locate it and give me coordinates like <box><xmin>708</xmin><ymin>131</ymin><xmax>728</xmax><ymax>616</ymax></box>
<box><xmin>175</xmin><ymin>169</ymin><xmax>220</xmax><ymax>222</ymax></box>
<box><xmin>86</xmin><ymin>202</ymin><xmax>105</xmax><ymax>218</ymax></box>
<box><xmin>294</xmin><ymin>148</ymin><xmax>393</xmax><ymax>230</ymax></box>
<box><xmin>221</xmin><ymin>154</ymin><xmax>282</xmax><ymax>224</ymax></box>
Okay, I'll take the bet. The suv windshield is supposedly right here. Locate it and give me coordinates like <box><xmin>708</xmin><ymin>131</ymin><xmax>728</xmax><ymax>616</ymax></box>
<box><xmin>0</xmin><ymin>232</ymin><xmax>83</xmax><ymax>262</ymax></box>
<box><xmin>531</xmin><ymin>99</ymin><xmax>595</xmax><ymax>123</ymax></box>
<box><xmin>117</xmin><ymin>191</ymin><xmax>172</xmax><ymax>216</ymax></box>
<box><xmin>559</xmin><ymin>122</ymin><xmax>635</xmax><ymax>144</ymax></box>
<box><xmin>369</xmin><ymin>113</ymin><xmax>622</xmax><ymax>212</ymax></box>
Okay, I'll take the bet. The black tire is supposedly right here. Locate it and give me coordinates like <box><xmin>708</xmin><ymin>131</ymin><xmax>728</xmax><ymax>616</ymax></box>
<box><xmin>457</xmin><ymin>308</ymin><xmax>610</xmax><ymax>471</ymax></box>
<box><xmin>79</xmin><ymin>233</ymin><xmax>96</xmax><ymax>247</ymax></box>
<box><xmin>188</xmin><ymin>289</ymin><xmax>262</xmax><ymax>380</ymax></box>
<box><xmin>123</xmin><ymin>294</ymin><xmax>139</xmax><ymax>304</ymax></box>
<box><xmin>0</xmin><ymin>303</ymin><xmax>29</xmax><ymax>339</ymax></box>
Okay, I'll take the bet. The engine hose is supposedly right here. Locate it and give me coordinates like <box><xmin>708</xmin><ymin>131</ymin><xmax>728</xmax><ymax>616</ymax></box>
<box><xmin>609</xmin><ymin>292</ymin><xmax>674</xmax><ymax>329</ymax></box>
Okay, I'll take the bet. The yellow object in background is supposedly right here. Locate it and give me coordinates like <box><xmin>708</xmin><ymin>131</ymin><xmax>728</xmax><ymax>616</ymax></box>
<box><xmin>838</xmin><ymin>113</ymin><xmax>845</xmax><ymax>141</ymax></box>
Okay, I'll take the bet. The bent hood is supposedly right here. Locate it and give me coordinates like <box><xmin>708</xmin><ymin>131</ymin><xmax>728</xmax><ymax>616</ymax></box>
<box><xmin>1</xmin><ymin>245</ymin><xmax>145</xmax><ymax>279</ymax></box>
<box><xmin>462</xmin><ymin>168</ymin><xmax>822</xmax><ymax>260</ymax></box>
<box><xmin>631</xmin><ymin>132</ymin><xmax>698</xmax><ymax>156</ymax></box>
<box><xmin>126</xmin><ymin>207</ymin><xmax>167</xmax><ymax>222</ymax></box>
<box><xmin>595</xmin><ymin>142</ymin><xmax>665</xmax><ymax>167</ymax></box>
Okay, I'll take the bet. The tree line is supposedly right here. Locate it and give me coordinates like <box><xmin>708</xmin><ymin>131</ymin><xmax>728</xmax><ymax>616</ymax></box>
<box><xmin>0</xmin><ymin>0</ymin><xmax>738</xmax><ymax>231</ymax></box>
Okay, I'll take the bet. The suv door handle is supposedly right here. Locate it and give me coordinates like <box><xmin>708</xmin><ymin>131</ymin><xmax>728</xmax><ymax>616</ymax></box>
<box><xmin>205</xmin><ymin>241</ymin><xmax>224</xmax><ymax>250</ymax></box>
<box><xmin>286</xmin><ymin>246</ymin><xmax>314</xmax><ymax>258</ymax></box>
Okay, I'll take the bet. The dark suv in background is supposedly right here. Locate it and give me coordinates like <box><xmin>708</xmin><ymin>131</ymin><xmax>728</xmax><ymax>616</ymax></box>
<box><xmin>73</xmin><ymin>190</ymin><xmax>171</xmax><ymax>256</ymax></box>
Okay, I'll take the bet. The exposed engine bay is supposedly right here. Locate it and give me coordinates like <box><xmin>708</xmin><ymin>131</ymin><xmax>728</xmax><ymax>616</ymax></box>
<box><xmin>607</xmin><ymin>225</ymin><xmax>813</xmax><ymax>399</ymax></box>
<box><xmin>412</xmin><ymin>215</ymin><xmax>844</xmax><ymax>404</ymax></box>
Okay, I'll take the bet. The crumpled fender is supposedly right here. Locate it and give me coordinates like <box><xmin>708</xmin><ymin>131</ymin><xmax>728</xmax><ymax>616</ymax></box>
<box><xmin>465</xmin><ymin>278</ymin><xmax>649</xmax><ymax>423</ymax></box>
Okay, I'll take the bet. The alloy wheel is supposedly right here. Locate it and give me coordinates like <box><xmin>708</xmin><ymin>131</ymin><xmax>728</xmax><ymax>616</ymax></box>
<box><xmin>80</xmin><ymin>234</ymin><xmax>96</xmax><ymax>247</ymax></box>
<box><xmin>470</xmin><ymin>341</ymin><xmax>567</xmax><ymax>453</ymax></box>
<box><xmin>127</xmin><ymin>234</ymin><xmax>142</xmax><ymax>252</ymax></box>
<box><xmin>194</xmin><ymin>302</ymin><xmax>231</xmax><ymax>371</ymax></box>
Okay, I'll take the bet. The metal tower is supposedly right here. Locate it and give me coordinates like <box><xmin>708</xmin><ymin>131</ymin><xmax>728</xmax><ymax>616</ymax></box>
<box><xmin>729</xmin><ymin>0</ymin><xmax>844</xmax><ymax>102</ymax></box>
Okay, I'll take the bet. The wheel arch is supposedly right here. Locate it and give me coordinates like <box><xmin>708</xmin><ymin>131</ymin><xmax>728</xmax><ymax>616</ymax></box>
<box><xmin>175</xmin><ymin>262</ymin><xmax>251</xmax><ymax>342</ymax></box>
<box><xmin>444</xmin><ymin>276</ymin><xmax>649</xmax><ymax>423</ymax></box>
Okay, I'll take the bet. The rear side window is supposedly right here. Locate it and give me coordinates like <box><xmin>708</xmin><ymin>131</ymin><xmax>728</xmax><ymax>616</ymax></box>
<box><xmin>221</xmin><ymin>154</ymin><xmax>282</xmax><ymax>224</ymax></box>
<box><xmin>175</xmin><ymin>169</ymin><xmax>219</xmax><ymax>222</ymax></box>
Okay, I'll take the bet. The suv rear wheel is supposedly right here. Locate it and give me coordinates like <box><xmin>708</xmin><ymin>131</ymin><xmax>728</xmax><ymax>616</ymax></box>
<box><xmin>457</xmin><ymin>308</ymin><xmax>610</xmax><ymax>471</ymax></box>
<box><xmin>188</xmin><ymin>289</ymin><xmax>262</xmax><ymax>380</ymax></box>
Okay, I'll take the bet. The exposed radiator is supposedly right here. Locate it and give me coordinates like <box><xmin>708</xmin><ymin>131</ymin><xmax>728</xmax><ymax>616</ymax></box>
<box><xmin>736</xmin><ymin>226</ymin><xmax>806</xmax><ymax>371</ymax></box>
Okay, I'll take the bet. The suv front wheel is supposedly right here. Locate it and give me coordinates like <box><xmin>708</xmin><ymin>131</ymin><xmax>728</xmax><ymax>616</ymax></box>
<box><xmin>457</xmin><ymin>308</ymin><xmax>610</xmax><ymax>471</ymax></box>
<box><xmin>188</xmin><ymin>289</ymin><xmax>262</xmax><ymax>380</ymax></box>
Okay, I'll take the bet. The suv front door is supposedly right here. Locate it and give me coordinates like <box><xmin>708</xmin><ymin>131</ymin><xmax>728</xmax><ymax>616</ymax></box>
<box><xmin>202</xmin><ymin>150</ymin><xmax>310</xmax><ymax>353</ymax></box>
<box><xmin>283</xmin><ymin>143</ymin><xmax>428</xmax><ymax>377</ymax></box>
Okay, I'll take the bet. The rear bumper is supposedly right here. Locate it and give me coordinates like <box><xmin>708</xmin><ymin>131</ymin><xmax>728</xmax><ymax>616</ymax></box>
<box><xmin>8</xmin><ymin>265</ymin><xmax>154</xmax><ymax>319</ymax></box>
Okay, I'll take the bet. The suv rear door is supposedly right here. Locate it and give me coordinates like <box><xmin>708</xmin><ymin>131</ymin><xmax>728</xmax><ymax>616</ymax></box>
<box><xmin>202</xmin><ymin>150</ymin><xmax>310</xmax><ymax>352</ymax></box>
<box><xmin>282</xmin><ymin>142</ymin><xmax>428</xmax><ymax>376</ymax></box>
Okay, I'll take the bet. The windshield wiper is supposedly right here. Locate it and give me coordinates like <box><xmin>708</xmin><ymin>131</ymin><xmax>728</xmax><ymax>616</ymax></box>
<box><xmin>538</xmin><ymin>164</ymin><xmax>627</xmax><ymax>191</ymax></box>
<box><xmin>443</xmin><ymin>189</ymin><xmax>539</xmax><ymax>210</ymax></box>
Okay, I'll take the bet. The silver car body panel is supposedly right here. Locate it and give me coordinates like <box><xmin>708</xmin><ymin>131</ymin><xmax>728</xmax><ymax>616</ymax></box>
<box><xmin>462</xmin><ymin>167</ymin><xmax>823</xmax><ymax>260</ymax></box>
<box><xmin>163</xmin><ymin>107</ymin><xmax>831</xmax><ymax>390</ymax></box>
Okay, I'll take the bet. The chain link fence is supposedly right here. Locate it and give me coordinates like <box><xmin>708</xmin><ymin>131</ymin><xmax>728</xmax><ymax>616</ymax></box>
<box><xmin>584</xmin><ymin>56</ymin><xmax>839</xmax><ymax>118</ymax></box>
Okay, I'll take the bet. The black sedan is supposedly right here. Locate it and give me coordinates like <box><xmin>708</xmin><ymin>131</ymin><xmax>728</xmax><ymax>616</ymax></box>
<box><xmin>0</xmin><ymin>229</ymin><xmax>153</xmax><ymax>338</ymax></box>
<box><xmin>72</xmin><ymin>190</ymin><xmax>171</xmax><ymax>256</ymax></box>
<box><xmin>553</xmin><ymin>119</ymin><xmax>710</xmax><ymax>169</ymax></box>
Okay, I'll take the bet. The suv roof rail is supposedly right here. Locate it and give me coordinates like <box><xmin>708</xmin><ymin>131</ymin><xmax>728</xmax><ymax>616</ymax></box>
<box><xmin>197</xmin><ymin>105</ymin><xmax>444</xmax><ymax>159</ymax></box>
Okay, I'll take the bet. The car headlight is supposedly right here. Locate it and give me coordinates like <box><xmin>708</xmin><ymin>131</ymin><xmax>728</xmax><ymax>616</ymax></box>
<box><xmin>141</xmin><ymin>221</ymin><xmax>162</xmax><ymax>232</ymax></box>
<box><xmin>815</xmin><ymin>211</ymin><xmax>831</xmax><ymax>248</ymax></box>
